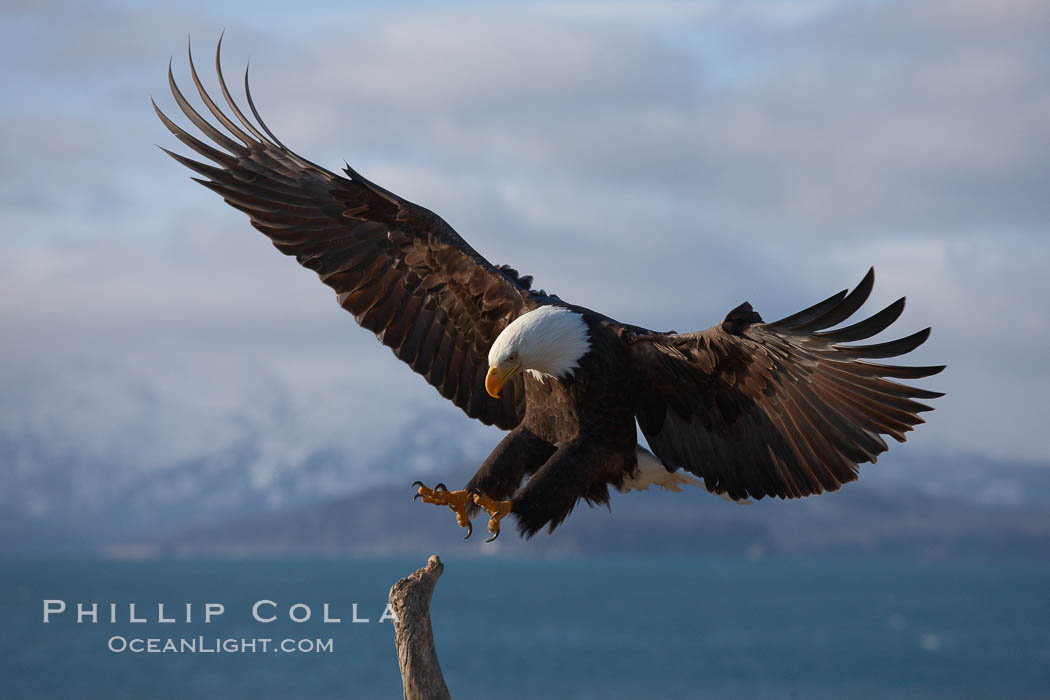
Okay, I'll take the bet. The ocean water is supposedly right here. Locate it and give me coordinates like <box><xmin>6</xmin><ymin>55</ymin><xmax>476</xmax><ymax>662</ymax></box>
<box><xmin>2</xmin><ymin>557</ymin><xmax>1048</xmax><ymax>699</ymax></box>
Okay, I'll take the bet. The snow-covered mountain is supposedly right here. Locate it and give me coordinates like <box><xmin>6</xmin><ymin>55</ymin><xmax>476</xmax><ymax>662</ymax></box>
<box><xmin>2</xmin><ymin>342</ymin><xmax>1046</xmax><ymax>554</ymax></box>
<box><xmin>1</xmin><ymin>412</ymin><xmax>495</xmax><ymax>549</ymax></box>
<box><xmin>0</xmin><ymin>350</ymin><xmax>499</xmax><ymax>549</ymax></box>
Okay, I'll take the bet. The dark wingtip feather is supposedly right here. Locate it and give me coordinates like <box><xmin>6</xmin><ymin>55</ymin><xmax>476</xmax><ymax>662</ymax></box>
<box><xmin>897</xmin><ymin>385</ymin><xmax>945</xmax><ymax>399</ymax></box>
<box><xmin>158</xmin><ymin>146</ymin><xmax>226</xmax><ymax>181</ymax></box>
<box><xmin>794</xmin><ymin>267</ymin><xmax>876</xmax><ymax>333</ymax></box>
<box><xmin>214</xmin><ymin>33</ymin><xmax>276</xmax><ymax>147</ymax></box>
<box><xmin>768</xmin><ymin>288</ymin><xmax>848</xmax><ymax>330</ymax></box>
<box><xmin>818</xmin><ymin>296</ymin><xmax>907</xmax><ymax>343</ymax></box>
<box><xmin>151</xmin><ymin>97</ymin><xmax>174</xmax><ymax>129</ymax></box>
<box><xmin>187</xmin><ymin>35</ymin><xmax>256</xmax><ymax>147</ymax></box>
<box><xmin>166</xmin><ymin>52</ymin><xmax>242</xmax><ymax>154</ymax></box>
<box><xmin>856</xmin><ymin>362</ymin><xmax>946</xmax><ymax>379</ymax></box>
<box><xmin>837</xmin><ymin>327</ymin><xmax>932</xmax><ymax>359</ymax></box>
<box><xmin>242</xmin><ymin>61</ymin><xmax>290</xmax><ymax>151</ymax></box>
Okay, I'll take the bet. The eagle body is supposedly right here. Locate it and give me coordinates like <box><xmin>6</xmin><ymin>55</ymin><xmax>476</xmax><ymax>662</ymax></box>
<box><xmin>476</xmin><ymin>310</ymin><xmax>643</xmax><ymax>534</ymax></box>
<box><xmin>157</xmin><ymin>41</ymin><xmax>944</xmax><ymax>538</ymax></box>
<box><xmin>515</xmin><ymin>312</ymin><xmax>637</xmax><ymax>449</ymax></box>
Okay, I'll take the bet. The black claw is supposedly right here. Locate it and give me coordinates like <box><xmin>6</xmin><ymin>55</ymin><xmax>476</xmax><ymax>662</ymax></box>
<box><xmin>486</xmin><ymin>529</ymin><xmax>500</xmax><ymax>543</ymax></box>
<box><xmin>411</xmin><ymin>480</ymin><xmax>425</xmax><ymax>489</ymax></box>
<box><xmin>413</xmin><ymin>493</ymin><xmax>422</xmax><ymax>501</ymax></box>
<box><xmin>463</xmin><ymin>522</ymin><xmax>472</xmax><ymax>539</ymax></box>
<box><xmin>434</xmin><ymin>483</ymin><xmax>447</xmax><ymax>492</ymax></box>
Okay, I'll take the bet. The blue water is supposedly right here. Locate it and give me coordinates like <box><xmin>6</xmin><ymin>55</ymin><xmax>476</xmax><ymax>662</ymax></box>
<box><xmin>3</xmin><ymin>557</ymin><xmax>1048</xmax><ymax>699</ymax></box>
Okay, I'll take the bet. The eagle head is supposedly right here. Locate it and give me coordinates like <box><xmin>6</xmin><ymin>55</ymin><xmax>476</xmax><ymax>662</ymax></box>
<box><xmin>485</xmin><ymin>306</ymin><xmax>590</xmax><ymax>398</ymax></box>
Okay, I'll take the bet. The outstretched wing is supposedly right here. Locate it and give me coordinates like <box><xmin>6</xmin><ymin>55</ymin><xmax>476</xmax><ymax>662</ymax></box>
<box><xmin>155</xmin><ymin>39</ymin><xmax>535</xmax><ymax>429</ymax></box>
<box><xmin>629</xmin><ymin>268</ymin><xmax>944</xmax><ymax>501</ymax></box>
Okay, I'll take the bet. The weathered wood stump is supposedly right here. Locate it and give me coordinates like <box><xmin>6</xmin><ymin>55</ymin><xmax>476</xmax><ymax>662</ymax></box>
<box><xmin>388</xmin><ymin>555</ymin><xmax>452</xmax><ymax>700</ymax></box>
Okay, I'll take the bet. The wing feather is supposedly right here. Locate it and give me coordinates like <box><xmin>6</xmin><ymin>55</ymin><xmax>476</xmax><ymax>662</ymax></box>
<box><xmin>156</xmin><ymin>39</ymin><xmax>535</xmax><ymax>429</ymax></box>
<box><xmin>792</xmin><ymin>267</ymin><xmax>875</xmax><ymax>332</ymax></box>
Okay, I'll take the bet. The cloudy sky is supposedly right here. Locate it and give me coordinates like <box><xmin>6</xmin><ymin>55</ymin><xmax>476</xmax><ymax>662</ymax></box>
<box><xmin>2</xmin><ymin>0</ymin><xmax>1047</xmax><ymax>504</ymax></box>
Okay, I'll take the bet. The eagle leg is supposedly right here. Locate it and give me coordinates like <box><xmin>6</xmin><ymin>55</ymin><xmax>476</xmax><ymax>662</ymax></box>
<box><xmin>471</xmin><ymin>491</ymin><xmax>513</xmax><ymax>542</ymax></box>
<box><xmin>412</xmin><ymin>481</ymin><xmax>474</xmax><ymax>539</ymax></box>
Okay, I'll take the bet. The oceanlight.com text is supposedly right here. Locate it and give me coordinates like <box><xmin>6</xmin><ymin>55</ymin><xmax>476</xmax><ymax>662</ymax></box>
<box><xmin>107</xmin><ymin>636</ymin><xmax>334</xmax><ymax>654</ymax></box>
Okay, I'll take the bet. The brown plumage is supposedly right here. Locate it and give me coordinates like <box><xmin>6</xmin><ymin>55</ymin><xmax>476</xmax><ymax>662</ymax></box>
<box><xmin>156</xmin><ymin>40</ymin><xmax>943</xmax><ymax>538</ymax></box>
<box><xmin>631</xmin><ymin>268</ymin><xmax>944</xmax><ymax>503</ymax></box>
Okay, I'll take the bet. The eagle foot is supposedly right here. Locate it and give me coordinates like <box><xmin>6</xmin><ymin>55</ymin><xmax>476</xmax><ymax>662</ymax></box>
<box><xmin>412</xmin><ymin>481</ymin><xmax>474</xmax><ymax>539</ymax></box>
<box><xmin>472</xmin><ymin>492</ymin><xmax>513</xmax><ymax>542</ymax></box>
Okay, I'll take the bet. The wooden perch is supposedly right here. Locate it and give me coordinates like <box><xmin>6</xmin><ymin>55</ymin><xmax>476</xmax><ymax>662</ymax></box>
<box><xmin>389</xmin><ymin>555</ymin><xmax>452</xmax><ymax>700</ymax></box>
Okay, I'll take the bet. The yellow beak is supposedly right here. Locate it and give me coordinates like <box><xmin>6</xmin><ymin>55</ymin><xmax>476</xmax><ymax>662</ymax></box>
<box><xmin>486</xmin><ymin>365</ymin><xmax>514</xmax><ymax>398</ymax></box>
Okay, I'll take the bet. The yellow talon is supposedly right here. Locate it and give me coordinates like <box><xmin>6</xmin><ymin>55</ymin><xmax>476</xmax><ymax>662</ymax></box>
<box><xmin>473</xmin><ymin>493</ymin><xmax>513</xmax><ymax>542</ymax></box>
<box><xmin>413</xmin><ymin>482</ymin><xmax>474</xmax><ymax>538</ymax></box>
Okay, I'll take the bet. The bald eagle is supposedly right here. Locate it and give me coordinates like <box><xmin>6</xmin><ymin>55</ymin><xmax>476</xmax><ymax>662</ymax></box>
<box><xmin>155</xmin><ymin>40</ymin><xmax>944</xmax><ymax>540</ymax></box>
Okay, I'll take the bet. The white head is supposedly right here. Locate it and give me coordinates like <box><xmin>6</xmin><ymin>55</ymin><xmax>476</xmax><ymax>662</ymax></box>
<box><xmin>485</xmin><ymin>306</ymin><xmax>591</xmax><ymax>397</ymax></box>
